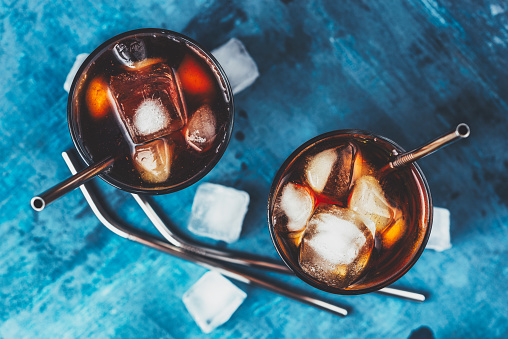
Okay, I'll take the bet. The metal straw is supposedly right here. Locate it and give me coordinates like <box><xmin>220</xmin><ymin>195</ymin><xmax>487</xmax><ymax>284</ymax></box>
<box><xmin>133</xmin><ymin>183</ymin><xmax>426</xmax><ymax>302</ymax></box>
<box><xmin>132</xmin><ymin>194</ymin><xmax>291</xmax><ymax>274</ymax></box>
<box><xmin>376</xmin><ymin>287</ymin><xmax>426</xmax><ymax>302</ymax></box>
<box><xmin>390</xmin><ymin>123</ymin><xmax>470</xmax><ymax>168</ymax></box>
<box><xmin>62</xmin><ymin>150</ymin><xmax>349</xmax><ymax>317</ymax></box>
<box><xmin>62</xmin><ymin>149</ymin><xmax>426</xmax><ymax>305</ymax></box>
<box><xmin>31</xmin><ymin>156</ymin><xmax>114</xmax><ymax>211</ymax></box>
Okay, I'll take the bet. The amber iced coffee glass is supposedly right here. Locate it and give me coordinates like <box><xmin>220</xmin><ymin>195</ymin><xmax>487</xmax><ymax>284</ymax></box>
<box><xmin>68</xmin><ymin>29</ymin><xmax>234</xmax><ymax>194</ymax></box>
<box><xmin>268</xmin><ymin>130</ymin><xmax>432</xmax><ymax>295</ymax></box>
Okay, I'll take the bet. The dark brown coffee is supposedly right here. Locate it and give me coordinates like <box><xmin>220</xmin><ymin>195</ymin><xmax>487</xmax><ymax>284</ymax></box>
<box><xmin>70</xmin><ymin>31</ymin><xmax>232</xmax><ymax>192</ymax></box>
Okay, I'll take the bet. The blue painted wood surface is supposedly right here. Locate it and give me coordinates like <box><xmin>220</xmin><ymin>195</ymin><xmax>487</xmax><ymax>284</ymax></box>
<box><xmin>1</xmin><ymin>0</ymin><xmax>507</xmax><ymax>338</ymax></box>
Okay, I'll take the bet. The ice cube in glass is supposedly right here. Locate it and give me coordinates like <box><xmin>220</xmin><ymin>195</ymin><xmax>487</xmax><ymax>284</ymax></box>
<box><xmin>132</xmin><ymin>138</ymin><xmax>174</xmax><ymax>183</ymax></box>
<box><xmin>349</xmin><ymin>175</ymin><xmax>396</xmax><ymax>233</ymax></box>
<box><xmin>113</xmin><ymin>39</ymin><xmax>148</xmax><ymax>68</ymax></box>
<box><xmin>184</xmin><ymin>104</ymin><xmax>218</xmax><ymax>152</ymax></box>
<box><xmin>109</xmin><ymin>62</ymin><xmax>187</xmax><ymax>144</ymax></box>
<box><xmin>299</xmin><ymin>204</ymin><xmax>375</xmax><ymax>288</ymax></box>
<box><xmin>305</xmin><ymin>143</ymin><xmax>358</xmax><ymax>202</ymax></box>
<box><xmin>274</xmin><ymin>182</ymin><xmax>315</xmax><ymax>233</ymax></box>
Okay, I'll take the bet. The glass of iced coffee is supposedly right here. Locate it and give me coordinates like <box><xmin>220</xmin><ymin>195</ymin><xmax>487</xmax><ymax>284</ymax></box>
<box><xmin>268</xmin><ymin>130</ymin><xmax>432</xmax><ymax>294</ymax></box>
<box><xmin>68</xmin><ymin>28</ymin><xmax>234</xmax><ymax>194</ymax></box>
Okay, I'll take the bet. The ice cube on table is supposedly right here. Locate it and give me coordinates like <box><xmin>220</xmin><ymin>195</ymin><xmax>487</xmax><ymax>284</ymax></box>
<box><xmin>109</xmin><ymin>62</ymin><xmax>187</xmax><ymax>144</ymax></box>
<box><xmin>299</xmin><ymin>204</ymin><xmax>375</xmax><ymax>288</ymax></box>
<box><xmin>349</xmin><ymin>175</ymin><xmax>395</xmax><ymax>233</ymax></box>
<box><xmin>132</xmin><ymin>138</ymin><xmax>174</xmax><ymax>183</ymax></box>
<box><xmin>211</xmin><ymin>38</ymin><xmax>259</xmax><ymax>94</ymax></box>
<box><xmin>305</xmin><ymin>143</ymin><xmax>357</xmax><ymax>201</ymax></box>
<box><xmin>188</xmin><ymin>183</ymin><xmax>250</xmax><ymax>243</ymax></box>
<box><xmin>63</xmin><ymin>53</ymin><xmax>89</xmax><ymax>93</ymax></box>
<box><xmin>427</xmin><ymin>207</ymin><xmax>451</xmax><ymax>252</ymax></box>
<box><xmin>184</xmin><ymin>105</ymin><xmax>217</xmax><ymax>152</ymax></box>
<box><xmin>113</xmin><ymin>39</ymin><xmax>147</xmax><ymax>68</ymax></box>
<box><xmin>183</xmin><ymin>271</ymin><xmax>247</xmax><ymax>333</ymax></box>
<box><xmin>274</xmin><ymin>182</ymin><xmax>315</xmax><ymax>232</ymax></box>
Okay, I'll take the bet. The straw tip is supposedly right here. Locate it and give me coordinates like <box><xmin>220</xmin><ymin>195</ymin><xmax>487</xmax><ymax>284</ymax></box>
<box><xmin>31</xmin><ymin>196</ymin><xmax>45</xmax><ymax>211</ymax></box>
<box><xmin>456</xmin><ymin>123</ymin><xmax>470</xmax><ymax>138</ymax></box>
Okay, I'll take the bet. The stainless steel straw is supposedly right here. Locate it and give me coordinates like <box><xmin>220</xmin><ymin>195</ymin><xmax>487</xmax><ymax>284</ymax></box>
<box><xmin>62</xmin><ymin>150</ymin><xmax>349</xmax><ymax>317</ymax></box>
<box><xmin>132</xmin><ymin>194</ymin><xmax>290</xmax><ymax>274</ymax></box>
<box><xmin>390</xmin><ymin>123</ymin><xmax>470</xmax><ymax>168</ymax></box>
<box><xmin>133</xmin><ymin>193</ymin><xmax>427</xmax><ymax>302</ymax></box>
<box><xmin>376</xmin><ymin>287</ymin><xmax>426</xmax><ymax>302</ymax></box>
<box><xmin>31</xmin><ymin>156</ymin><xmax>114</xmax><ymax>211</ymax></box>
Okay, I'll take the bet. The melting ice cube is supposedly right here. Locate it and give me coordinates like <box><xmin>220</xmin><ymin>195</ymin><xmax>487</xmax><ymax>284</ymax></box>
<box><xmin>133</xmin><ymin>99</ymin><xmax>170</xmax><ymax>136</ymax></box>
<box><xmin>211</xmin><ymin>38</ymin><xmax>259</xmax><ymax>94</ymax></box>
<box><xmin>113</xmin><ymin>39</ymin><xmax>148</xmax><ymax>68</ymax></box>
<box><xmin>63</xmin><ymin>53</ymin><xmax>89</xmax><ymax>93</ymax></box>
<box><xmin>110</xmin><ymin>62</ymin><xmax>187</xmax><ymax>144</ymax></box>
<box><xmin>183</xmin><ymin>271</ymin><xmax>247</xmax><ymax>333</ymax></box>
<box><xmin>305</xmin><ymin>143</ymin><xmax>358</xmax><ymax>201</ymax></box>
<box><xmin>188</xmin><ymin>183</ymin><xmax>250</xmax><ymax>243</ymax></box>
<box><xmin>426</xmin><ymin>207</ymin><xmax>451</xmax><ymax>252</ymax></box>
<box><xmin>299</xmin><ymin>204</ymin><xmax>375</xmax><ymax>288</ymax></box>
<box><xmin>306</xmin><ymin>148</ymin><xmax>336</xmax><ymax>193</ymax></box>
<box><xmin>274</xmin><ymin>182</ymin><xmax>315</xmax><ymax>233</ymax></box>
<box><xmin>184</xmin><ymin>105</ymin><xmax>218</xmax><ymax>152</ymax></box>
<box><xmin>349</xmin><ymin>175</ymin><xmax>395</xmax><ymax>233</ymax></box>
<box><xmin>132</xmin><ymin>138</ymin><xmax>174</xmax><ymax>183</ymax></box>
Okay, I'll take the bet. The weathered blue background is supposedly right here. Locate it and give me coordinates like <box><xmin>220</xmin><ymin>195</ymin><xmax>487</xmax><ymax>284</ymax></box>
<box><xmin>1</xmin><ymin>0</ymin><xmax>507</xmax><ymax>338</ymax></box>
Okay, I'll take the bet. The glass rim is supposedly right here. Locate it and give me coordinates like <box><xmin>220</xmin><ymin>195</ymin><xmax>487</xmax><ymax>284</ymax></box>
<box><xmin>267</xmin><ymin>129</ymin><xmax>433</xmax><ymax>295</ymax></box>
<box><xmin>67</xmin><ymin>28</ymin><xmax>235</xmax><ymax>195</ymax></box>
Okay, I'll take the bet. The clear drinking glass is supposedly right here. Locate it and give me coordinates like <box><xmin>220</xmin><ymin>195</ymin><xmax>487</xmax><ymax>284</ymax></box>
<box><xmin>67</xmin><ymin>28</ymin><xmax>234</xmax><ymax>194</ymax></box>
<box><xmin>268</xmin><ymin>130</ymin><xmax>432</xmax><ymax>294</ymax></box>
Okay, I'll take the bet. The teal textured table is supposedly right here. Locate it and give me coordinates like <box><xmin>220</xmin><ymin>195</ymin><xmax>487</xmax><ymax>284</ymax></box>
<box><xmin>1</xmin><ymin>0</ymin><xmax>507</xmax><ymax>338</ymax></box>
